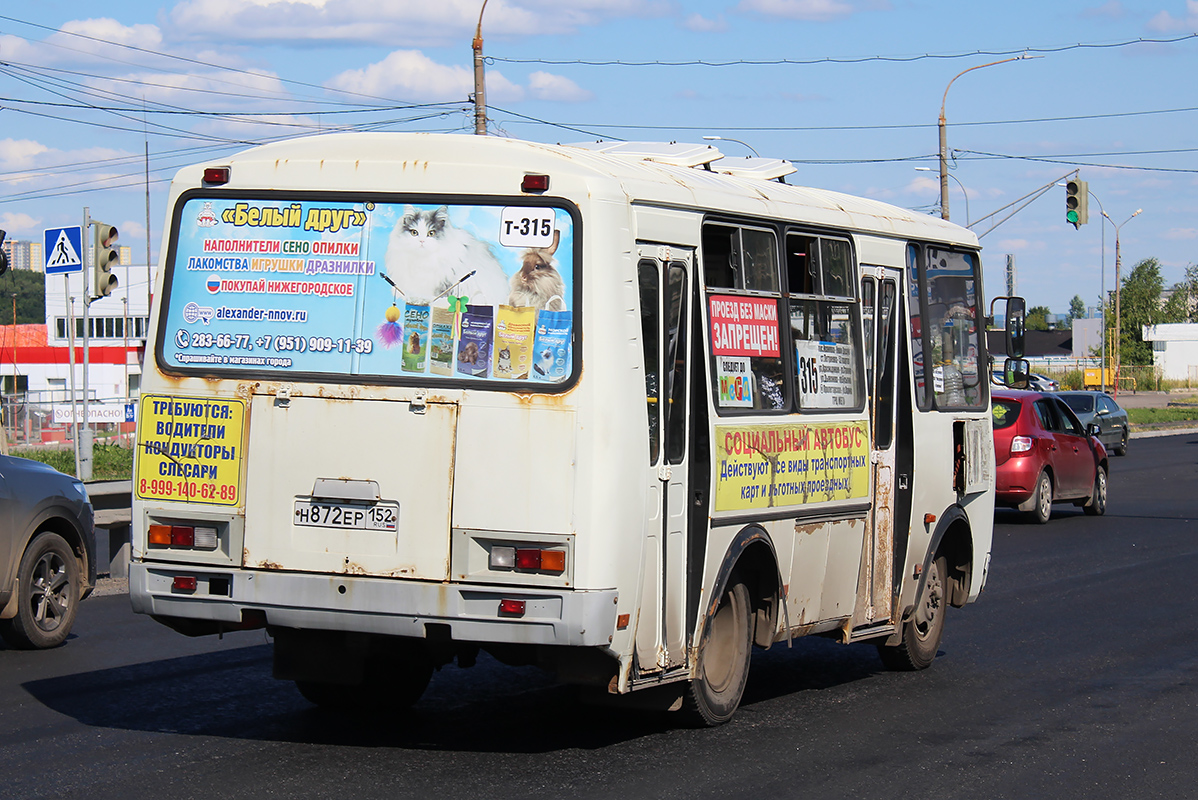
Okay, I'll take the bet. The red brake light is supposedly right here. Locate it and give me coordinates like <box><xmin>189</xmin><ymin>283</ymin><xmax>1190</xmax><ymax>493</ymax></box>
<box><xmin>515</xmin><ymin>549</ymin><xmax>542</xmax><ymax>570</ymax></box>
<box><xmin>521</xmin><ymin>174</ymin><xmax>549</xmax><ymax>192</ymax></box>
<box><xmin>499</xmin><ymin>599</ymin><xmax>526</xmax><ymax>616</ymax></box>
<box><xmin>203</xmin><ymin>166</ymin><xmax>230</xmax><ymax>185</ymax></box>
<box><xmin>171</xmin><ymin>526</ymin><xmax>195</xmax><ymax>547</ymax></box>
<box><xmin>172</xmin><ymin>576</ymin><xmax>197</xmax><ymax>592</ymax></box>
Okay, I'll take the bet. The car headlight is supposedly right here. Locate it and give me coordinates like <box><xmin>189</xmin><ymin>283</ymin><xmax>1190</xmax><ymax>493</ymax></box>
<box><xmin>71</xmin><ymin>480</ymin><xmax>89</xmax><ymax>502</ymax></box>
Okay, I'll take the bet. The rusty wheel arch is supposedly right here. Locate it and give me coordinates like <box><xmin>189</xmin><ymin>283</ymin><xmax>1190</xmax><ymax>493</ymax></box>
<box><xmin>920</xmin><ymin>506</ymin><xmax>974</xmax><ymax>611</ymax></box>
<box><xmin>705</xmin><ymin>525</ymin><xmax>788</xmax><ymax>651</ymax></box>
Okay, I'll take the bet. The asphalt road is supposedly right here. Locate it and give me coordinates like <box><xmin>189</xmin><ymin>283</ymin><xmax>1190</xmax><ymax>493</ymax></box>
<box><xmin>3</xmin><ymin>432</ymin><xmax>1197</xmax><ymax>800</ymax></box>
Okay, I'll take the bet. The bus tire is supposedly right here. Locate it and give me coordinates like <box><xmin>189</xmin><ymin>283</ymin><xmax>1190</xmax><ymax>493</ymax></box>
<box><xmin>682</xmin><ymin>577</ymin><xmax>752</xmax><ymax>727</ymax></box>
<box><xmin>877</xmin><ymin>555</ymin><xmax>946</xmax><ymax>671</ymax></box>
<box><xmin>0</xmin><ymin>532</ymin><xmax>81</xmax><ymax>650</ymax></box>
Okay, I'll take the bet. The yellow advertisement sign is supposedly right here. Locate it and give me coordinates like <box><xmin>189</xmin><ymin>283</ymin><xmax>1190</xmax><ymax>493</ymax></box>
<box><xmin>135</xmin><ymin>395</ymin><xmax>246</xmax><ymax>506</ymax></box>
<box><xmin>715</xmin><ymin>421</ymin><xmax>870</xmax><ymax>512</ymax></box>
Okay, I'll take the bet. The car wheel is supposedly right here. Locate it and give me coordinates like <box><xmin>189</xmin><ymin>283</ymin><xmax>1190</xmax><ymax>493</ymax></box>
<box><xmin>1029</xmin><ymin>471</ymin><xmax>1053</xmax><ymax>524</ymax></box>
<box><xmin>0</xmin><ymin>532</ymin><xmax>81</xmax><ymax>650</ymax></box>
<box><xmin>682</xmin><ymin>575</ymin><xmax>752</xmax><ymax>726</ymax></box>
<box><xmin>1114</xmin><ymin>428</ymin><xmax>1128</xmax><ymax>456</ymax></box>
<box><xmin>878</xmin><ymin>555</ymin><xmax>947</xmax><ymax>671</ymax></box>
<box><xmin>1083</xmin><ymin>468</ymin><xmax>1108</xmax><ymax>516</ymax></box>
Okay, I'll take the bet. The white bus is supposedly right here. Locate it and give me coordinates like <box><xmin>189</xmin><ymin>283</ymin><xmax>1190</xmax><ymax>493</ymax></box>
<box><xmin>131</xmin><ymin>134</ymin><xmax>1021</xmax><ymax>725</ymax></box>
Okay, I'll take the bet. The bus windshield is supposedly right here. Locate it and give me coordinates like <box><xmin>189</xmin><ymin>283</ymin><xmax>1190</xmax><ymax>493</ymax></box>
<box><xmin>159</xmin><ymin>196</ymin><xmax>577</xmax><ymax>387</ymax></box>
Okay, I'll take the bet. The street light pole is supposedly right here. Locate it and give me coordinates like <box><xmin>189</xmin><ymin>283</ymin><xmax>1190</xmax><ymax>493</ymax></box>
<box><xmin>939</xmin><ymin>56</ymin><xmax>1025</xmax><ymax>221</ymax></box>
<box><xmin>472</xmin><ymin>0</ymin><xmax>490</xmax><ymax>135</ymax></box>
<box><xmin>1086</xmin><ymin>189</ymin><xmax>1108</xmax><ymax>392</ymax></box>
<box><xmin>1104</xmin><ymin>208</ymin><xmax>1142</xmax><ymax>397</ymax></box>
<box><xmin>916</xmin><ymin>167</ymin><xmax>969</xmax><ymax>226</ymax></box>
<box><xmin>702</xmin><ymin>135</ymin><xmax>761</xmax><ymax>157</ymax></box>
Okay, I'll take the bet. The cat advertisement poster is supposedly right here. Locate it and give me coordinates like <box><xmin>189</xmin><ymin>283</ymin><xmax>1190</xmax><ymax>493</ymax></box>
<box><xmin>161</xmin><ymin>198</ymin><xmax>575</xmax><ymax>385</ymax></box>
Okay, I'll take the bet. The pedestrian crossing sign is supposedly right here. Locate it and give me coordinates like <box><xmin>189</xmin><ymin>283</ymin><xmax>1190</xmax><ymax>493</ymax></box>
<box><xmin>44</xmin><ymin>226</ymin><xmax>84</xmax><ymax>274</ymax></box>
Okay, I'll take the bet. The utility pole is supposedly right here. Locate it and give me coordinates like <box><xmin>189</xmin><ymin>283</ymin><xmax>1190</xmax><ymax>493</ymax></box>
<box><xmin>472</xmin><ymin>0</ymin><xmax>490</xmax><ymax>135</ymax></box>
<box><xmin>80</xmin><ymin>207</ymin><xmax>92</xmax><ymax>481</ymax></box>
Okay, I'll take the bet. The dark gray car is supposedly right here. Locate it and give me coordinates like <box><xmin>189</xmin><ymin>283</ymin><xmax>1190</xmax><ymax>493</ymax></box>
<box><xmin>1057</xmin><ymin>391</ymin><xmax>1130</xmax><ymax>456</ymax></box>
<box><xmin>0</xmin><ymin>455</ymin><xmax>95</xmax><ymax>649</ymax></box>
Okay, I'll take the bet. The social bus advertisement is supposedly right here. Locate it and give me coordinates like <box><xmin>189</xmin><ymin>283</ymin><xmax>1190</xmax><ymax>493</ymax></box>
<box><xmin>135</xmin><ymin>395</ymin><xmax>247</xmax><ymax>507</ymax></box>
<box><xmin>714</xmin><ymin>421</ymin><xmax>870</xmax><ymax>511</ymax></box>
<box><xmin>160</xmin><ymin>199</ymin><xmax>575</xmax><ymax>386</ymax></box>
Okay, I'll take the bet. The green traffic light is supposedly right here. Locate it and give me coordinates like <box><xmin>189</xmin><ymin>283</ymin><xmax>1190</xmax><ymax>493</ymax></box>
<box><xmin>1067</xmin><ymin>210</ymin><xmax>1079</xmax><ymax>223</ymax></box>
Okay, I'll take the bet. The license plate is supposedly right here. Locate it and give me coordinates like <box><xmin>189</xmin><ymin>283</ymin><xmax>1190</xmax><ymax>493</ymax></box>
<box><xmin>293</xmin><ymin>499</ymin><xmax>399</xmax><ymax>531</ymax></box>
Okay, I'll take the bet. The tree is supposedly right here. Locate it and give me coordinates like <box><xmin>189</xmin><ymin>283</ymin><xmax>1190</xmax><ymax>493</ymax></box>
<box><xmin>1068</xmin><ymin>294</ymin><xmax>1086</xmax><ymax>322</ymax></box>
<box><xmin>1162</xmin><ymin>264</ymin><xmax>1198</xmax><ymax>323</ymax></box>
<box><xmin>1109</xmin><ymin>257</ymin><xmax>1165</xmax><ymax>366</ymax></box>
<box><xmin>0</xmin><ymin>269</ymin><xmax>46</xmax><ymax>325</ymax></box>
<box><xmin>1025</xmin><ymin>305</ymin><xmax>1051</xmax><ymax>331</ymax></box>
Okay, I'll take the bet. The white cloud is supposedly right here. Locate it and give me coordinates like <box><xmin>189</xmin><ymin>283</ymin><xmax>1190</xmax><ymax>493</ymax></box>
<box><xmin>166</xmin><ymin>0</ymin><xmax>668</xmax><ymax>46</ymax></box>
<box><xmin>0</xmin><ymin>139</ymin><xmax>51</xmax><ymax>170</ymax></box>
<box><xmin>1082</xmin><ymin>0</ymin><xmax>1125</xmax><ymax>18</ymax></box>
<box><xmin>0</xmin><ymin>212</ymin><xmax>41</xmax><ymax>237</ymax></box>
<box><xmin>1147</xmin><ymin>0</ymin><xmax>1198</xmax><ymax>31</ymax></box>
<box><xmin>528</xmin><ymin>71</ymin><xmax>592</xmax><ymax>102</ymax></box>
<box><xmin>682</xmin><ymin>13</ymin><xmax>729</xmax><ymax>32</ymax></box>
<box><xmin>736</xmin><ymin>0</ymin><xmax>857</xmax><ymax>22</ymax></box>
<box><xmin>327</xmin><ymin>51</ymin><xmax>483</xmax><ymax>102</ymax></box>
<box><xmin>327</xmin><ymin>51</ymin><xmax>587</xmax><ymax>104</ymax></box>
<box><xmin>1163</xmin><ymin>227</ymin><xmax>1198</xmax><ymax>240</ymax></box>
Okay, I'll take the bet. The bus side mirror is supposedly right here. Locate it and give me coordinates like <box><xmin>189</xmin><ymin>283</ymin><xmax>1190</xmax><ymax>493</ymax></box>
<box><xmin>1004</xmin><ymin>357</ymin><xmax>1030</xmax><ymax>390</ymax></box>
<box><xmin>1005</xmin><ymin>297</ymin><xmax>1025</xmax><ymax>359</ymax></box>
<box><xmin>1088</xmin><ymin>422</ymin><xmax>1102</xmax><ymax>438</ymax></box>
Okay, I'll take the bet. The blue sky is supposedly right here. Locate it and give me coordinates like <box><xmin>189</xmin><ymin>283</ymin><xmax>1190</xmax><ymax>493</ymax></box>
<box><xmin>2</xmin><ymin>1</ymin><xmax>1196</xmax><ymax>316</ymax></box>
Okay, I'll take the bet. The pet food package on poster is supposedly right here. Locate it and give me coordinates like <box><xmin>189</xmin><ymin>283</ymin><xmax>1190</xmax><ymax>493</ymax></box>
<box><xmin>530</xmin><ymin>309</ymin><xmax>572</xmax><ymax>382</ymax></box>
<box><xmin>428</xmin><ymin>305</ymin><xmax>456</xmax><ymax>376</ymax></box>
<box><xmin>402</xmin><ymin>304</ymin><xmax>430</xmax><ymax>373</ymax></box>
<box><xmin>456</xmin><ymin>305</ymin><xmax>493</xmax><ymax>378</ymax></box>
<box><xmin>493</xmin><ymin>305</ymin><xmax>535</xmax><ymax>380</ymax></box>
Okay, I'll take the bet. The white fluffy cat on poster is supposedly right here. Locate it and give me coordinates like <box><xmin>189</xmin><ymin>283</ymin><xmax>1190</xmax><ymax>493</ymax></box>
<box><xmin>383</xmin><ymin>205</ymin><xmax>510</xmax><ymax>306</ymax></box>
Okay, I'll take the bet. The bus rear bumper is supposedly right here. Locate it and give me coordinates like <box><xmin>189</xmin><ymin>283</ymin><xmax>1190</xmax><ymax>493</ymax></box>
<box><xmin>129</xmin><ymin>562</ymin><xmax>618</xmax><ymax>647</ymax></box>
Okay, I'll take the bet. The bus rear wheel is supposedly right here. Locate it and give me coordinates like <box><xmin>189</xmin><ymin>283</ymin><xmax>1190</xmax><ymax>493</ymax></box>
<box><xmin>878</xmin><ymin>555</ymin><xmax>946</xmax><ymax>671</ymax></box>
<box><xmin>682</xmin><ymin>577</ymin><xmax>752</xmax><ymax>726</ymax></box>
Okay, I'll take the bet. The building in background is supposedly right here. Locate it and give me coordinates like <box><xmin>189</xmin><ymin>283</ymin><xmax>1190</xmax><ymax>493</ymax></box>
<box><xmin>1142</xmin><ymin>324</ymin><xmax>1198</xmax><ymax>383</ymax></box>
<box><xmin>0</xmin><ymin>263</ymin><xmax>150</xmax><ymax>445</ymax></box>
<box><xmin>1</xmin><ymin>238</ymin><xmax>45</xmax><ymax>272</ymax></box>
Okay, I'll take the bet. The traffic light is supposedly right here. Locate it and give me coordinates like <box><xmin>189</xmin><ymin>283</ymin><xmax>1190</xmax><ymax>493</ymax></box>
<box><xmin>93</xmin><ymin>221</ymin><xmax>119</xmax><ymax>296</ymax></box>
<box><xmin>1065</xmin><ymin>179</ymin><xmax>1089</xmax><ymax>229</ymax></box>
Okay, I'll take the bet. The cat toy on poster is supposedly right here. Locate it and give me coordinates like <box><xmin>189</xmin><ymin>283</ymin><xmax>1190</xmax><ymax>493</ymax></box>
<box><xmin>434</xmin><ymin>271</ymin><xmax>475</xmax><ymax>340</ymax></box>
<box><xmin>376</xmin><ymin>270</ymin><xmax>407</xmax><ymax>348</ymax></box>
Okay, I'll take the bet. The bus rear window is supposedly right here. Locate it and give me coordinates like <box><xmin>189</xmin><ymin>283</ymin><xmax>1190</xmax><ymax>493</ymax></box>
<box><xmin>159</xmin><ymin>197</ymin><xmax>577</xmax><ymax>387</ymax></box>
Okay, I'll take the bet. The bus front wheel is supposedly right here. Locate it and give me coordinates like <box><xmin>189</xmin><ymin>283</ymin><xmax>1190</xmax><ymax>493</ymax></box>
<box><xmin>682</xmin><ymin>577</ymin><xmax>752</xmax><ymax>726</ymax></box>
<box><xmin>877</xmin><ymin>554</ymin><xmax>947</xmax><ymax>671</ymax></box>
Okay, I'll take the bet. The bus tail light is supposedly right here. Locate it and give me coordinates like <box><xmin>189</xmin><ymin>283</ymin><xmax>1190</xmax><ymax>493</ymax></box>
<box><xmin>172</xmin><ymin>576</ymin><xmax>198</xmax><ymax>592</ymax></box>
<box><xmin>148</xmin><ymin>523</ymin><xmax>219</xmax><ymax>550</ymax></box>
<box><xmin>489</xmin><ymin>545</ymin><xmax>566</xmax><ymax>574</ymax></box>
<box><xmin>1010</xmin><ymin>436</ymin><xmax>1034</xmax><ymax>455</ymax></box>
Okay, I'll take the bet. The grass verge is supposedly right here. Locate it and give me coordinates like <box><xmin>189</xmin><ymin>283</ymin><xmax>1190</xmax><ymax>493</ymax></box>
<box><xmin>13</xmin><ymin>442</ymin><xmax>134</xmax><ymax>481</ymax></box>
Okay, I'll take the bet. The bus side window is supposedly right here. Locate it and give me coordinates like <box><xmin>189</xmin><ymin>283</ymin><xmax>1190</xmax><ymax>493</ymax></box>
<box><xmin>702</xmin><ymin>224</ymin><xmax>737</xmax><ymax>290</ymax></box>
<box><xmin>638</xmin><ymin>260</ymin><xmax>661</xmax><ymax>464</ymax></box>
<box><xmin>786</xmin><ymin>233</ymin><xmax>817</xmax><ymax>295</ymax></box>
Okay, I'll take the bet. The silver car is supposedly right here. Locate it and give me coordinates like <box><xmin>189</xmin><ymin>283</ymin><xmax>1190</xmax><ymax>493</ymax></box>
<box><xmin>1057</xmin><ymin>391</ymin><xmax>1130</xmax><ymax>456</ymax></box>
<box><xmin>0</xmin><ymin>455</ymin><xmax>95</xmax><ymax>649</ymax></box>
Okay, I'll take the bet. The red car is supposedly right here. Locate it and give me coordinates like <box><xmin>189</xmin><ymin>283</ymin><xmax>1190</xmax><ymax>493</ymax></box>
<box><xmin>992</xmin><ymin>389</ymin><xmax>1109</xmax><ymax>523</ymax></box>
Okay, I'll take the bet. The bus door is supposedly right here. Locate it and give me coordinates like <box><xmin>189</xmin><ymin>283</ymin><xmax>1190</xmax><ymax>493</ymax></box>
<box><xmin>856</xmin><ymin>266</ymin><xmax>901</xmax><ymax>626</ymax></box>
<box><xmin>635</xmin><ymin>246</ymin><xmax>694</xmax><ymax>674</ymax></box>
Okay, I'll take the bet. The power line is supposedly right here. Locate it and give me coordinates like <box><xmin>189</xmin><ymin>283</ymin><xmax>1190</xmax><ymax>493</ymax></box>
<box><xmin>487</xmin><ymin>33</ymin><xmax>1198</xmax><ymax>67</ymax></box>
